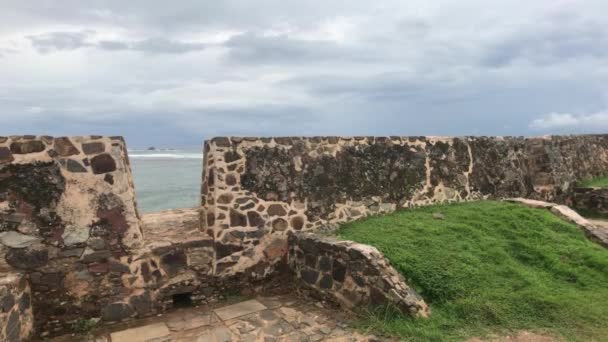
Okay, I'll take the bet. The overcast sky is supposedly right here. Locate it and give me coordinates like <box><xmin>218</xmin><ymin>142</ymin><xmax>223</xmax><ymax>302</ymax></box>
<box><xmin>1</xmin><ymin>0</ymin><xmax>607</xmax><ymax>148</ymax></box>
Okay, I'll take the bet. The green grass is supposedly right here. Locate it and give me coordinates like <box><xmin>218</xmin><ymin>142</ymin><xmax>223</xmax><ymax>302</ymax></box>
<box><xmin>338</xmin><ymin>201</ymin><xmax>608</xmax><ymax>341</ymax></box>
<box><xmin>581</xmin><ymin>175</ymin><xmax>608</xmax><ymax>188</ymax></box>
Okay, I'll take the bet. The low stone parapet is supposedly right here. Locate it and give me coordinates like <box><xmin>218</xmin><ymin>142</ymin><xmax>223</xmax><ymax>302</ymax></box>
<box><xmin>570</xmin><ymin>187</ymin><xmax>608</xmax><ymax>218</ymax></box>
<box><xmin>287</xmin><ymin>232</ymin><xmax>429</xmax><ymax>317</ymax></box>
<box><xmin>0</xmin><ymin>273</ymin><xmax>34</xmax><ymax>342</ymax></box>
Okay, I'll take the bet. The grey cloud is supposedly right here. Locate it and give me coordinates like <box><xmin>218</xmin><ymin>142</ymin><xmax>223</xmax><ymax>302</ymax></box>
<box><xmin>27</xmin><ymin>31</ymin><xmax>91</xmax><ymax>53</ymax></box>
<box><xmin>481</xmin><ymin>16</ymin><xmax>608</xmax><ymax>67</ymax></box>
<box><xmin>282</xmin><ymin>72</ymin><xmax>456</xmax><ymax>102</ymax></box>
<box><xmin>224</xmin><ymin>32</ymin><xmax>373</xmax><ymax>64</ymax></box>
<box><xmin>97</xmin><ymin>40</ymin><xmax>129</xmax><ymax>51</ymax></box>
<box><xmin>1</xmin><ymin>0</ymin><xmax>368</xmax><ymax>35</ymax></box>
<box><xmin>96</xmin><ymin>37</ymin><xmax>206</xmax><ymax>54</ymax></box>
<box><xmin>131</xmin><ymin>38</ymin><xmax>205</xmax><ymax>54</ymax></box>
<box><xmin>27</xmin><ymin>31</ymin><xmax>205</xmax><ymax>54</ymax></box>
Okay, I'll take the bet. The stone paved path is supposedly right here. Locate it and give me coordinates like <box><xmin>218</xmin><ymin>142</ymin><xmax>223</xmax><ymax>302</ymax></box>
<box><xmin>50</xmin><ymin>294</ymin><xmax>383</xmax><ymax>342</ymax></box>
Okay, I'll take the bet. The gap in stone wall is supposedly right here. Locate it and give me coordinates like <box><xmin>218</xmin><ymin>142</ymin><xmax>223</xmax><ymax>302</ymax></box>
<box><xmin>129</xmin><ymin>148</ymin><xmax>203</xmax><ymax>213</ymax></box>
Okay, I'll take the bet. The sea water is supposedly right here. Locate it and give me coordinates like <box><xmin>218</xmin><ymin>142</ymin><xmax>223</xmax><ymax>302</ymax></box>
<box><xmin>129</xmin><ymin>149</ymin><xmax>202</xmax><ymax>213</ymax></box>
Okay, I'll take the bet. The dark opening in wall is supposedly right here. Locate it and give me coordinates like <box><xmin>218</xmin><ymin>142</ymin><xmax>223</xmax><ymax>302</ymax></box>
<box><xmin>172</xmin><ymin>292</ymin><xmax>193</xmax><ymax>308</ymax></box>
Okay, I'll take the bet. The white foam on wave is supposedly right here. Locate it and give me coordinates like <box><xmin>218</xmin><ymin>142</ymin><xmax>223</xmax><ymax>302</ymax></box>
<box><xmin>129</xmin><ymin>153</ymin><xmax>202</xmax><ymax>159</ymax></box>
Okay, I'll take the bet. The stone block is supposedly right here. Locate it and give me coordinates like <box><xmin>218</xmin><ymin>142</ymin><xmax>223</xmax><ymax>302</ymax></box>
<box><xmin>213</xmin><ymin>299</ymin><xmax>267</xmax><ymax>320</ymax></box>
<box><xmin>110</xmin><ymin>322</ymin><xmax>170</xmax><ymax>342</ymax></box>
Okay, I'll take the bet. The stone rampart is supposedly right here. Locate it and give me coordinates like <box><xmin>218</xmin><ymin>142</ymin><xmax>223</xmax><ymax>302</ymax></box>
<box><xmin>201</xmin><ymin>135</ymin><xmax>608</xmax><ymax>278</ymax></box>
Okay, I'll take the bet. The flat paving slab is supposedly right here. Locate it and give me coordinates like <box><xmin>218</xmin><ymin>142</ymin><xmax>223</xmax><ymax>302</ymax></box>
<box><xmin>213</xmin><ymin>299</ymin><xmax>267</xmax><ymax>321</ymax></box>
<box><xmin>51</xmin><ymin>294</ymin><xmax>383</xmax><ymax>341</ymax></box>
<box><xmin>110</xmin><ymin>322</ymin><xmax>171</xmax><ymax>342</ymax></box>
<box><xmin>167</xmin><ymin>312</ymin><xmax>213</xmax><ymax>332</ymax></box>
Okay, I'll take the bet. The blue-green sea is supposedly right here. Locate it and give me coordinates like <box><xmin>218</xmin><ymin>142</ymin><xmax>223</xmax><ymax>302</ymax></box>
<box><xmin>129</xmin><ymin>149</ymin><xmax>202</xmax><ymax>213</ymax></box>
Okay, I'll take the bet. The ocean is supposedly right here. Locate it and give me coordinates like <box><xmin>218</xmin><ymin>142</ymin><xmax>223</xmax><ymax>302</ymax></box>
<box><xmin>129</xmin><ymin>149</ymin><xmax>202</xmax><ymax>213</ymax></box>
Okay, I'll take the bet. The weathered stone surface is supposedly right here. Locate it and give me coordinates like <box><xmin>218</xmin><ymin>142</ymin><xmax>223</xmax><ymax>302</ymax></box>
<box><xmin>301</xmin><ymin>269</ymin><xmax>319</xmax><ymax>285</ymax></box>
<box><xmin>332</xmin><ymin>260</ymin><xmax>346</xmax><ymax>282</ymax></box>
<box><xmin>247</xmin><ymin>211</ymin><xmax>265</xmax><ymax>227</ymax></box>
<box><xmin>66</xmin><ymin>159</ymin><xmax>87</xmax><ymax>173</ymax></box>
<box><xmin>217</xmin><ymin>193</ymin><xmax>233</xmax><ymax>204</ymax></box>
<box><xmin>0</xmin><ymin>136</ymin><xmax>142</xmax><ymax>336</ymax></box>
<box><xmin>80</xmin><ymin>247</ymin><xmax>111</xmax><ymax>263</ymax></box>
<box><xmin>224</xmin><ymin>151</ymin><xmax>241</xmax><ymax>163</ymax></box>
<box><xmin>202</xmin><ymin>135</ymin><xmax>608</xmax><ymax>287</ymax></box>
<box><xmin>570</xmin><ymin>187</ymin><xmax>608</xmax><ymax>217</ymax></box>
<box><xmin>5</xmin><ymin>310</ymin><xmax>20</xmax><ymax>342</ymax></box>
<box><xmin>272</xmin><ymin>218</ymin><xmax>288</xmax><ymax>232</ymax></box>
<box><xmin>0</xmin><ymin>162</ymin><xmax>66</xmax><ymax>225</ymax></box>
<box><xmin>0</xmin><ymin>273</ymin><xmax>33</xmax><ymax>342</ymax></box>
<box><xmin>215</xmin><ymin>243</ymin><xmax>243</xmax><ymax>259</ymax></box>
<box><xmin>1</xmin><ymin>294</ymin><xmax>14</xmax><ymax>312</ymax></box>
<box><xmin>161</xmin><ymin>249</ymin><xmax>187</xmax><ymax>276</ymax></box>
<box><xmin>82</xmin><ymin>142</ymin><xmax>105</xmax><ymax>155</ymax></box>
<box><xmin>104</xmin><ymin>173</ymin><xmax>114</xmax><ymax>184</ymax></box>
<box><xmin>101</xmin><ymin>302</ymin><xmax>134</xmax><ymax>321</ymax></box>
<box><xmin>225</xmin><ymin>174</ymin><xmax>237</xmax><ymax>186</ymax></box>
<box><xmin>214</xmin><ymin>299</ymin><xmax>267</xmax><ymax>320</ymax></box>
<box><xmin>53</xmin><ymin>137</ymin><xmax>79</xmax><ymax>156</ymax></box>
<box><xmin>61</xmin><ymin>226</ymin><xmax>89</xmax><ymax>246</ymax></box>
<box><xmin>91</xmin><ymin>153</ymin><xmax>117</xmax><ymax>174</ymax></box>
<box><xmin>267</xmin><ymin>204</ymin><xmax>287</xmax><ymax>216</ymax></box>
<box><xmin>110</xmin><ymin>322</ymin><xmax>170</xmax><ymax>341</ymax></box>
<box><xmin>10</xmin><ymin>140</ymin><xmax>45</xmax><ymax>154</ymax></box>
<box><xmin>0</xmin><ymin>147</ymin><xmax>13</xmax><ymax>164</ymax></box>
<box><xmin>6</xmin><ymin>246</ymin><xmax>48</xmax><ymax>269</ymax></box>
<box><xmin>0</xmin><ymin>231</ymin><xmax>41</xmax><ymax>248</ymax></box>
<box><xmin>319</xmin><ymin>274</ymin><xmax>333</xmax><ymax>289</ymax></box>
<box><xmin>212</xmin><ymin>137</ymin><xmax>231</xmax><ymax>147</ymax></box>
<box><xmin>291</xmin><ymin>216</ymin><xmax>304</xmax><ymax>230</ymax></box>
<box><xmin>288</xmin><ymin>232</ymin><xmax>429</xmax><ymax>317</ymax></box>
<box><xmin>74</xmin><ymin>294</ymin><xmax>377</xmax><ymax>342</ymax></box>
<box><xmin>18</xmin><ymin>293</ymin><xmax>30</xmax><ymax>312</ymax></box>
<box><xmin>263</xmin><ymin>238</ymin><xmax>288</xmax><ymax>260</ymax></box>
<box><xmin>88</xmin><ymin>237</ymin><xmax>106</xmax><ymax>250</ymax></box>
<box><xmin>505</xmin><ymin>198</ymin><xmax>555</xmax><ymax>209</ymax></box>
<box><xmin>229</xmin><ymin>209</ymin><xmax>247</xmax><ymax>227</ymax></box>
<box><xmin>129</xmin><ymin>291</ymin><xmax>152</xmax><ymax>315</ymax></box>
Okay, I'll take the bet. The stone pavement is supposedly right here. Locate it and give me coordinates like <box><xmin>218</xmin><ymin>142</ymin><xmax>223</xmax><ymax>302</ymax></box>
<box><xmin>50</xmin><ymin>294</ymin><xmax>384</xmax><ymax>342</ymax></box>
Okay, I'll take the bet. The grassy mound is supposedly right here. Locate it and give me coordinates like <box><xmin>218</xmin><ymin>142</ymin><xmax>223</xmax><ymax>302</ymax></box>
<box><xmin>338</xmin><ymin>201</ymin><xmax>608</xmax><ymax>341</ymax></box>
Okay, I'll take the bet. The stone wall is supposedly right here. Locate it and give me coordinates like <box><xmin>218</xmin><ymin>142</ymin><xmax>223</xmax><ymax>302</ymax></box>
<box><xmin>288</xmin><ymin>232</ymin><xmax>429</xmax><ymax>317</ymax></box>
<box><xmin>1</xmin><ymin>134</ymin><xmax>607</xmax><ymax>337</ymax></box>
<box><xmin>570</xmin><ymin>187</ymin><xmax>608</xmax><ymax>217</ymax></box>
<box><xmin>1</xmin><ymin>135</ymin><xmax>288</xmax><ymax>337</ymax></box>
<box><xmin>0</xmin><ymin>135</ymin><xmax>149</xmax><ymax>335</ymax></box>
<box><xmin>201</xmin><ymin>135</ymin><xmax>608</xmax><ymax>279</ymax></box>
<box><xmin>0</xmin><ymin>273</ymin><xmax>33</xmax><ymax>342</ymax></box>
